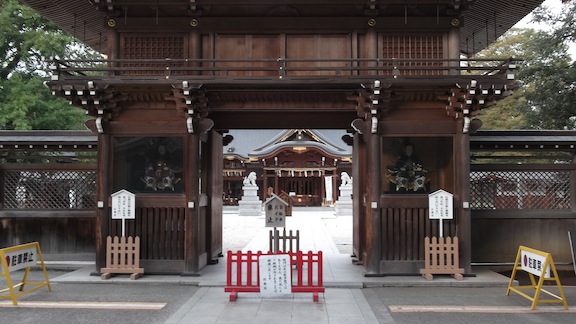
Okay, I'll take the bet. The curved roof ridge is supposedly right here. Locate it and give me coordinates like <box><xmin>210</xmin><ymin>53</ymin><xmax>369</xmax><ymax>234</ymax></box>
<box><xmin>252</xmin><ymin>130</ymin><xmax>295</xmax><ymax>152</ymax></box>
<box><xmin>248</xmin><ymin>139</ymin><xmax>349</xmax><ymax>158</ymax></box>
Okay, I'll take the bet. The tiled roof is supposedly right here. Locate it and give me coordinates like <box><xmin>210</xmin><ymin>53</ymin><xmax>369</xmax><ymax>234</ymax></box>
<box><xmin>224</xmin><ymin>129</ymin><xmax>351</xmax><ymax>159</ymax></box>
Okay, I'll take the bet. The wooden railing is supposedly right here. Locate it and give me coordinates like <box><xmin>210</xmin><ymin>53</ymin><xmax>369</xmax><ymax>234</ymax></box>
<box><xmin>49</xmin><ymin>57</ymin><xmax>518</xmax><ymax>81</ymax></box>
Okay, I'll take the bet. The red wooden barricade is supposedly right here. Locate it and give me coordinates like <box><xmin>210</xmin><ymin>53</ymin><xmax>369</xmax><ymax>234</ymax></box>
<box><xmin>225</xmin><ymin>250</ymin><xmax>324</xmax><ymax>302</ymax></box>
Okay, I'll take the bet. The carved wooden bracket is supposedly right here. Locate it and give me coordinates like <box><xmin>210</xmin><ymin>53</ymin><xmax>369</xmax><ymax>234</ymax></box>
<box><xmin>52</xmin><ymin>81</ymin><xmax>128</xmax><ymax>133</ymax></box>
<box><xmin>443</xmin><ymin>80</ymin><xmax>514</xmax><ymax>133</ymax></box>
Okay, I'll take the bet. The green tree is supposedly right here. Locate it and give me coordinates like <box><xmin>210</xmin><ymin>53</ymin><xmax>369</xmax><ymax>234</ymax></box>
<box><xmin>0</xmin><ymin>73</ymin><xmax>88</xmax><ymax>130</ymax></box>
<box><xmin>472</xmin><ymin>28</ymin><xmax>539</xmax><ymax>130</ymax></box>
<box><xmin>0</xmin><ymin>0</ymin><xmax>97</xmax><ymax>130</ymax></box>
<box><xmin>472</xmin><ymin>2</ymin><xmax>576</xmax><ymax>130</ymax></box>
<box><xmin>517</xmin><ymin>2</ymin><xmax>576</xmax><ymax>129</ymax></box>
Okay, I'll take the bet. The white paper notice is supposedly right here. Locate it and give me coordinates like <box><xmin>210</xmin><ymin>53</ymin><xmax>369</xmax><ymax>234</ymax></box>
<box><xmin>259</xmin><ymin>254</ymin><xmax>292</xmax><ymax>297</ymax></box>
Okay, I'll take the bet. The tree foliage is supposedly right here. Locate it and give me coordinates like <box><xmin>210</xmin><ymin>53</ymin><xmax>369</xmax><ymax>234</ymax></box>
<box><xmin>0</xmin><ymin>0</ymin><xmax>97</xmax><ymax>130</ymax></box>
<box><xmin>473</xmin><ymin>2</ymin><xmax>576</xmax><ymax>130</ymax></box>
<box><xmin>517</xmin><ymin>2</ymin><xmax>576</xmax><ymax>129</ymax></box>
<box><xmin>473</xmin><ymin>28</ymin><xmax>538</xmax><ymax>130</ymax></box>
<box><xmin>0</xmin><ymin>73</ymin><xmax>88</xmax><ymax>130</ymax></box>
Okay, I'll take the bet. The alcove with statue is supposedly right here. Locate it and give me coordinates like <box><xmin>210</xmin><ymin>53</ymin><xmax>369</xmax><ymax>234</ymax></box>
<box><xmin>383</xmin><ymin>137</ymin><xmax>453</xmax><ymax>195</ymax></box>
<box><xmin>375</xmin><ymin>136</ymin><xmax>456</xmax><ymax>273</ymax></box>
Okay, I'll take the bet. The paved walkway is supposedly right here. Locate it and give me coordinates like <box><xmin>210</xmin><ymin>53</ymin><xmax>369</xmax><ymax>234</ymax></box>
<box><xmin>40</xmin><ymin>207</ymin><xmax>519</xmax><ymax>324</ymax></box>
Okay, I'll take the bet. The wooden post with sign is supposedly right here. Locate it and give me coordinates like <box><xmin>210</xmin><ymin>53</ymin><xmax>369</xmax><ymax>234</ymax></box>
<box><xmin>101</xmin><ymin>189</ymin><xmax>144</xmax><ymax>279</ymax></box>
<box><xmin>420</xmin><ymin>189</ymin><xmax>463</xmax><ymax>280</ymax></box>
<box><xmin>506</xmin><ymin>245</ymin><xmax>568</xmax><ymax>310</ymax></box>
<box><xmin>0</xmin><ymin>242</ymin><xmax>51</xmax><ymax>305</ymax></box>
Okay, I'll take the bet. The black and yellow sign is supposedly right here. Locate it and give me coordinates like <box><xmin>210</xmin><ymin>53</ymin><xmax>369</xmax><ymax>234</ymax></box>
<box><xmin>506</xmin><ymin>245</ymin><xmax>568</xmax><ymax>310</ymax></box>
<box><xmin>0</xmin><ymin>242</ymin><xmax>51</xmax><ymax>305</ymax></box>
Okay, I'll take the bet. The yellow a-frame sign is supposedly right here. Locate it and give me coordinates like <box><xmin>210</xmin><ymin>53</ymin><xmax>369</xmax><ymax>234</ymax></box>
<box><xmin>0</xmin><ymin>242</ymin><xmax>51</xmax><ymax>305</ymax></box>
<box><xmin>506</xmin><ymin>245</ymin><xmax>568</xmax><ymax>310</ymax></box>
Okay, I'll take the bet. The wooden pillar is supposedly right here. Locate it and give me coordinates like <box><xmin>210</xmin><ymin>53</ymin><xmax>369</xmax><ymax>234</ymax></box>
<box><xmin>320</xmin><ymin>170</ymin><xmax>325</xmax><ymax>205</ymax></box>
<box><xmin>95</xmin><ymin>133</ymin><xmax>111</xmax><ymax>272</ymax></box>
<box><xmin>455</xmin><ymin>120</ymin><xmax>472</xmax><ymax>273</ymax></box>
<box><xmin>106</xmin><ymin>28</ymin><xmax>119</xmax><ymax>73</ymax></box>
<box><xmin>332</xmin><ymin>173</ymin><xmax>337</xmax><ymax>203</ymax></box>
<box><xmin>189</xmin><ymin>29</ymin><xmax>201</xmax><ymax>75</ymax></box>
<box><xmin>366</xmin><ymin>132</ymin><xmax>382</xmax><ymax>274</ymax></box>
<box><xmin>352</xmin><ymin>133</ymin><xmax>365</xmax><ymax>260</ymax></box>
<box><xmin>208</xmin><ymin>131</ymin><xmax>223</xmax><ymax>261</ymax></box>
<box><xmin>184</xmin><ymin>134</ymin><xmax>200</xmax><ymax>274</ymax></box>
<box><xmin>0</xmin><ymin>169</ymin><xmax>4</xmax><ymax>214</ymax></box>
<box><xmin>263</xmin><ymin>169</ymin><xmax>268</xmax><ymax>199</ymax></box>
<box><xmin>571</xmin><ymin>155</ymin><xmax>576</xmax><ymax>213</ymax></box>
<box><xmin>448</xmin><ymin>27</ymin><xmax>460</xmax><ymax>75</ymax></box>
<box><xmin>274</xmin><ymin>172</ymin><xmax>279</xmax><ymax>195</ymax></box>
<box><xmin>362</xmin><ymin>25</ymin><xmax>378</xmax><ymax>75</ymax></box>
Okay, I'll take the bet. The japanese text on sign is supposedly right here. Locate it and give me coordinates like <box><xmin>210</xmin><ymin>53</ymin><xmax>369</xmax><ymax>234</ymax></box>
<box><xmin>521</xmin><ymin>250</ymin><xmax>551</xmax><ymax>278</ymax></box>
<box><xmin>259</xmin><ymin>254</ymin><xmax>292</xmax><ymax>297</ymax></box>
<box><xmin>3</xmin><ymin>247</ymin><xmax>37</xmax><ymax>272</ymax></box>
<box><xmin>265</xmin><ymin>203</ymin><xmax>286</xmax><ymax>227</ymax></box>
<box><xmin>111</xmin><ymin>190</ymin><xmax>135</xmax><ymax>220</ymax></box>
<box><xmin>428</xmin><ymin>190</ymin><xmax>453</xmax><ymax>220</ymax></box>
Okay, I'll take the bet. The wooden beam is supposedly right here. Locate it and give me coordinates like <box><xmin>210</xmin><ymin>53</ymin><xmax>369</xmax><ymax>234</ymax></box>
<box><xmin>111</xmin><ymin>16</ymin><xmax>455</xmax><ymax>32</ymax></box>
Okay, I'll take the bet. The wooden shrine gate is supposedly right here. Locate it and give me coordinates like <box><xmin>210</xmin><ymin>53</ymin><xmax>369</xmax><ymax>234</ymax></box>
<box><xmin>29</xmin><ymin>0</ymin><xmax>527</xmax><ymax>276</ymax></box>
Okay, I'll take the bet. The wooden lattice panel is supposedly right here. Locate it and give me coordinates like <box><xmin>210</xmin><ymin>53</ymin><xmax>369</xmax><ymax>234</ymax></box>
<box><xmin>120</xmin><ymin>33</ymin><xmax>186</xmax><ymax>75</ymax></box>
<box><xmin>470</xmin><ymin>171</ymin><xmax>572</xmax><ymax>210</ymax></box>
<box><xmin>3</xmin><ymin>170</ymin><xmax>97</xmax><ymax>209</ymax></box>
<box><xmin>381</xmin><ymin>34</ymin><xmax>445</xmax><ymax>75</ymax></box>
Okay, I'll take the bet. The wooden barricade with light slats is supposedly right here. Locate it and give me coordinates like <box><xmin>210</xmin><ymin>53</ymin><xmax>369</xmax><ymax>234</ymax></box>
<box><xmin>100</xmin><ymin>236</ymin><xmax>144</xmax><ymax>280</ymax></box>
<box><xmin>420</xmin><ymin>236</ymin><xmax>464</xmax><ymax>280</ymax></box>
<box><xmin>269</xmin><ymin>228</ymin><xmax>300</xmax><ymax>253</ymax></box>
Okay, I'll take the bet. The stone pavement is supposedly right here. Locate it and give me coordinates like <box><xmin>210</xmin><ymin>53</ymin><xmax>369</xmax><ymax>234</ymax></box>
<box><xmin>4</xmin><ymin>207</ymin><xmax>576</xmax><ymax>323</ymax></box>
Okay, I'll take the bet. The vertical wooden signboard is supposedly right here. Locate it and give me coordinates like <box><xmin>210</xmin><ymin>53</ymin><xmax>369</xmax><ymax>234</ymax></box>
<box><xmin>506</xmin><ymin>245</ymin><xmax>568</xmax><ymax>310</ymax></box>
<box><xmin>264</xmin><ymin>194</ymin><xmax>288</xmax><ymax>228</ymax></box>
<box><xmin>0</xmin><ymin>242</ymin><xmax>51</xmax><ymax>305</ymax></box>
